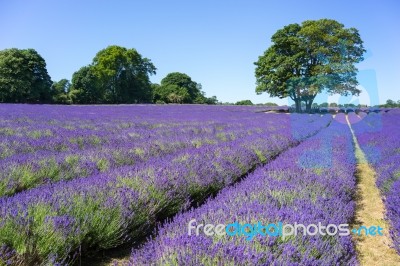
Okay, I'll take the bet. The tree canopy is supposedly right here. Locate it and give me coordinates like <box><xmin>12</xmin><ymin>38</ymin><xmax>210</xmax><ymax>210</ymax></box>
<box><xmin>0</xmin><ymin>48</ymin><xmax>52</xmax><ymax>103</ymax></box>
<box><xmin>70</xmin><ymin>45</ymin><xmax>156</xmax><ymax>104</ymax></box>
<box><xmin>91</xmin><ymin>45</ymin><xmax>156</xmax><ymax>103</ymax></box>
<box><xmin>235</xmin><ymin>100</ymin><xmax>254</xmax><ymax>105</ymax></box>
<box><xmin>255</xmin><ymin>19</ymin><xmax>365</xmax><ymax>113</ymax></box>
<box><xmin>154</xmin><ymin>72</ymin><xmax>218</xmax><ymax>104</ymax></box>
<box><xmin>70</xmin><ymin>66</ymin><xmax>102</xmax><ymax>104</ymax></box>
<box><xmin>51</xmin><ymin>79</ymin><xmax>71</xmax><ymax>104</ymax></box>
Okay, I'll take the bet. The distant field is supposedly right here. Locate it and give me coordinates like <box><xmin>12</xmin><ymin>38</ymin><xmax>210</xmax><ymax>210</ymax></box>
<box><xmin>0</xmin><ymin>104</ymin><xmax>399</xmax><ymax>265</ymax></box>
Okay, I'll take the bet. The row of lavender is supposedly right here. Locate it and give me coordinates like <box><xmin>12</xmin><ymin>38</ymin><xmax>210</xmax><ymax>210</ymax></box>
<box><xmin>0</xmin><ymin>117</ymin><xmax>263</xmax><ymax>159</ymax></box>
<box><xmin>129</xmin><ymin>113</ymin><xmax>357</xmax><ymax>265</ymax></box>
<box><xmin>0</xmin><ymin>105</ymin><xmax>331</xmax><ymax>264</ymax></box>
<box><xmin>349</xmin><ymin>111</ymin><xmax>400</xmax><ymax>254</ymax></box>
<box><xmin>0</xmin><ymin>104</ymin><xmax>290</xmax><ymax>197</ymax></box>
<box><xmin>0</xmin><ymin>123</ymin><xmax>272</xmax><ymax>197</ymax></box>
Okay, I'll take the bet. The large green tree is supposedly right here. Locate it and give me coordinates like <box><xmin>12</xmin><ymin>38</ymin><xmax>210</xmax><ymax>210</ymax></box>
<box><xmin>236</xmin><ymin>100</ymin><xmax>253</xmax><ymax>105</ymax></box>
<box><xmin>155</xmin><ymin>72</ymin><xmax>217</xmax><ymax>104</ymax></box>
<box><xmin>255</xmin><ymin>19</ymin><xmax>365</xmax><ymax>113</ymax></box>
<box><xmin>91</xmin><ymin>45</ymin><xmax>156</xmax><ymax>103</ymax></box>
<box><xmin>160</xmin><ymin>72</ymin><xmax>200</xmax><ymax>103</ymax></box>
<box><xmin>0</xmin><ymin>48</ymin><xmax>52</xmax><ymax>103</ymax></box>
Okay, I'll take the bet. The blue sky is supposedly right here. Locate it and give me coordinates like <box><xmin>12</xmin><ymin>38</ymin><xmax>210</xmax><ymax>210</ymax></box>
<box><xmin>0</xmin><ymin>0</ymin><xmax>399</xmax><ymax>105</ymax></box>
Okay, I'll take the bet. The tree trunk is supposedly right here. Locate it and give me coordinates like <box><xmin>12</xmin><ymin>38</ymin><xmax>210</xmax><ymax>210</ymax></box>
<box><xmin>305</xmin><ymin>101</ymin><xmax>312</xmax><ymax>113</ymax></box>
<box><xmin>305</xmin><ymin>96</ymin><xmax>316</xmax><ymax>113</ymax></box>
<box><xmin>294</xmin><ymin>98</ymin><xmax>301</xmax><ymax>113</ymax></box>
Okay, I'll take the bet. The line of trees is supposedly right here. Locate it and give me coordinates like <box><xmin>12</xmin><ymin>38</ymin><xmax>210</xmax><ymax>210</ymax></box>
<box><xmin>380</xmin><ymin>99</ymin><xmax>400</xmax><ymax>108</ymax></box>
<box><xmin>0</xmin><ymin>45</ymin><xmax>218</xmax><ymax>104</ymax></box>
<box><xmin>311</xmin><ymin>102</ymin><xmax>366</xmax><ymax>108</ymax></box>
<box><xmin>235</xmin><ymin>100</ymin><xmax>254</xmax><ymax>105</ymax></box>
<box><xmin>309</xmin><ymin>100</ymin><xmax>400</xmax><ymax>108</ymax></box>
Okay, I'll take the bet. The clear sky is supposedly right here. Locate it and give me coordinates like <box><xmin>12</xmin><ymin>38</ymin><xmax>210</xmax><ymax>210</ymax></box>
<box><xmin>0</xmin><ymin>0</ymin><xmax>399</xmax><ymax>105</ymax></box>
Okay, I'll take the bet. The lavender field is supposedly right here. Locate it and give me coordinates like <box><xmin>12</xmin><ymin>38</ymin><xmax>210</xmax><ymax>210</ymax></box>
<box><xmin>0</xmin><ymin>105</ymin><xmax>399</xmax><ymax>265</ymax></box>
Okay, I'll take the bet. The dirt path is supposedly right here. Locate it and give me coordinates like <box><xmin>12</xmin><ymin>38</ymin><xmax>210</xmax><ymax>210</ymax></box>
<box><xmin>346</xmin><ymin>115</ymin><xmax>400</xmax><ymax>265</ymax></box>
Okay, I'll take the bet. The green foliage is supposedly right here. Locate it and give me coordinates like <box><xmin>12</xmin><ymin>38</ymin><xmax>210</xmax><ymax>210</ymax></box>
<box><xmin>70</xmin><ymin>66</ymin><xmax>101</xmax><ymax>104</ymax></box>
<box><xmin>265</xmin><ymin>102</ymin><xmax>278</xmax><ymax>106</ymax></box>
<box><xmin>204</xmin><ymin>95</ymin><xmax>218</xmax><ymax>105</ymax></box>
<box><xmin>160</xmin><ymin>72</ymin><xmax>199</xmax><ymax>102</ymax></box>
<box><xmin>235</xmin><ymin>100</ymin><xmax>253</xmax><ymax>105</ymax></box>
<box><xmin>70</xmin><ymin>45</ymin><xmax>156</xmax><ymax>104</ymax></box>
<box><xmin>381</xmin><ymin>99</ymin><xmax>400</xmax><ymax>108</ymax></box>
<box><xmin>0</xmin><ymin>46</ymin><xmax>219</xmax><ymax>105</ymax></box>
<box><xmin>96</xmin><ymin>158</ymin><xmax>110</xmax><ymax>172</ymax></box>
<box><xmin>255</xmin><ymin>19</ymin><xmax>365</xmax><ymax>113</ymax></box>
<box><xmin>92</xmin><ymin>45</ymin><xmax>156</xmax><ymax>103</ymax></box>
<box><xmin>154</xmin><ymin>72</ymin><xmax>218</xmax><ymax>104</ymax></box>
<box><xmin>156</xmin><ymin>84</ymin><xmax>190</xmax><ymax>103</ymax></box>
<box><xmin>0</xmin><ymin>48</ymin><xmax>52</xmax><ymax>103</ymax></box>
<box><xmin>51</xmin><ymin>79</ymin><xmax>71</xmax><ymax>104</ymax></box>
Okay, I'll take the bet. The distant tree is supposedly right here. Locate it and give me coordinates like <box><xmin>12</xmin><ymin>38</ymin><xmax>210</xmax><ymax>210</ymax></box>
<box><xmin>320</xmin><ymin>102</ymin><xmax>329</xmax><ymax>107</ymax></box>
<box><xmin>329</xmin><ymin>102</ymin><xmax>338</xmax><ymax>107</ymax></box>
<box><xmin>379</xmin><ymin>99</ymin><xmax>400</xmax><ymax>108</ymax></box>
<box><xmin>70</xmin><ymin>66</ymin><xmax>101</xmax><ymax>104</ymax></box>
<box><xmin>204</xmin><ymin>95</ymin><xmax>218</xmax><ymax>105</ymax></box>
<box><xmin>265</xmin><ymin>102</ymin><xmax>278</xmax><ymax>106</ymax></box>
<box><xmin>160</xmin><ymin>72</ymin><xmax>199</xmax><ymax>103</ymax></box>
<box><xmin>385</xmin><ymin>99</ymin><xmax>396</xmax><ymax>107</ymax></box>
<box><xmin>0</xmin><ymin>48</ymin><xmax>52</xmax><ymax>103</ymax></box>
<box><xmin>91</xmin><ymin>45</ymin><xmax>156</xmax><ymax>103</ymax></box>
<box><xmin>51</xmin><ymin>79</ymin><xmax>71</xmax><ymax>104</ymax></box>
<box><xmin>69</xmin><ymin>46</ymin><xmax>155</xmax><ymax>104</ymax></box>
<box><xmin>236</xmin><ymin>100</ymin><xmax>253</xmax><ymax>105</ymax></box>
<box><xmin>255</xmin><ymin>19</ymin><xmax>365</xmax><ymax>113</ymax></box>
<box><xmin>312</xmin><ymin>102</ymin><xmax>319</xmax><ymax>108</ymax></box>
<box><xmin>156</xmin><ymin>72</ymin><xmax>215</xmax><ymax>104</ymax></box>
